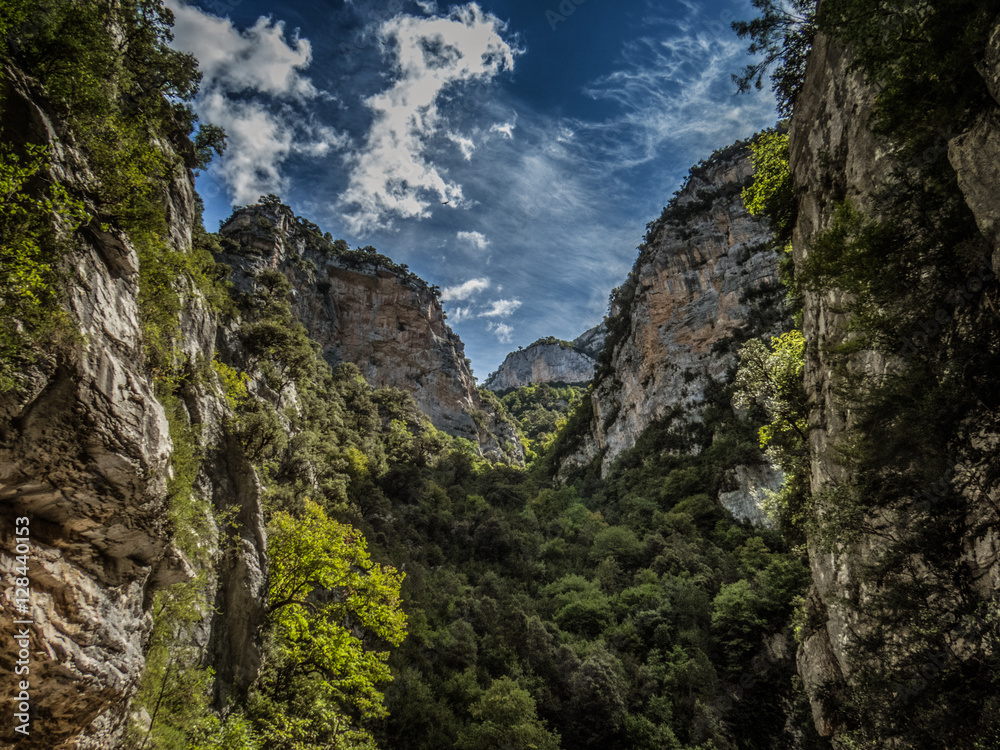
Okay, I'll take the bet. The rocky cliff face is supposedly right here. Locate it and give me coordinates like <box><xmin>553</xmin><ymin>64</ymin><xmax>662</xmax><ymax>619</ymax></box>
<box><xmin>559</xmin><ymin>142</ymin><xmax>784</xmax><ymax>478</ymax></box>
<box><xmin>483</xmin><ymin>331</ymin><xmax>601</xmax><ymax>393</ymax></box>
<box><xmin>787</xmin><ymin>32</ymin><xmax>884</xmax><ymax>740</ymax></box>
<box><xmin>0</xmin><ymin>76</ymin><xmax>263</xmax><ymax>749</ymax></box>
<box><xmin>571</xmin><ymin>322</ymin><xmax>607</xmax><ymax>359</ymax></box>
<box><xmin>790</xmin><ymin>25</ymin><xmax>1000</xmax><ymax>745</ymax></box>
<box><xmin>217</xmin><ymin>205</ymin><xmax>522</xmax><ymax>463</ymax></box>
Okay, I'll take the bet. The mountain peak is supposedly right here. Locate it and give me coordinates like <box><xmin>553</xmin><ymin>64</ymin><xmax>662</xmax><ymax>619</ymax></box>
<box><xmin>483</xmin><ymin>322</ymin><xmax>605</xmax><ymax>392</ymax></box>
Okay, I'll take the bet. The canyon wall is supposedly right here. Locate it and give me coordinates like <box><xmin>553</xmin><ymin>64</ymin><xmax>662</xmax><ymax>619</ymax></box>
<box><xmin>791</xmin><ymin>25</ymin><xmax>1000</xmax><ymax>745</ymax></box>
<box><xmin>218</xmin><ymin>205</ymin><xmax>522</xmax><ymax>463</ymax></box>
<box><xmin>559</xmin><ymin>141</ymin><xmax>786</xmax><ymax>482</ymax></box>
<box><xmin>0</xmin><ymin>75</ymin><xmax>266</xmax><ymax>749</ymax></box>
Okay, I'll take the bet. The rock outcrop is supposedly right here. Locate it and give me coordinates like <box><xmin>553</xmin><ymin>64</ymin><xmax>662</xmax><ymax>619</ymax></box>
<box><xmin>217</xmin><ymin>205</ymin><xmax>522</xmax><ymax>464</ymax></box>
<box><xmin>0</xmin><ymin>75</ymin><xmax>258</xmax><ymax>749</ymax></box>
<box><xmin>559</xmin><ymin>140</ymin><xmax>785</xmax><ymax>477</ymax></box>
<box><xmin>790</xmin><ymin>26</ymin><xmax>1000</xmax><ymax>744</ymax></box>
<box><xmin>571</xmin><ymin>322</ymin><xmax>607</xmax><ymax>359</ymax></box>
<box><xmin>483</xmin><ymin>332</ymin><xmax>600</xmax><ymax>393</ymax></box>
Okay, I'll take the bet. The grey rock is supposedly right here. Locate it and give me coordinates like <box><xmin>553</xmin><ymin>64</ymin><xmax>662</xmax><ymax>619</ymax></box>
<box><xmin>218</xmin><ymin>204</ymin><xmax>523</xmax><ymax>464</ymax></box>
<box><xmin>560</xmin><ymin>143</ymin><xmax>783</xmax><ymax>478</ymax></box>
<box><xmin>484</xmin><ymin>339</ymin><xmax>596</xmax><ymax>392</ymax></box>
<box><xmin>789</xmin><ymin>27</ymin><xmax>1000</xmax><ymax>744</ymax></box>
<box><xmin>572</xmin><ymin>321</ymin><xmax>608</xmax><ymax>359</ymax></box>
<box><xmin>788</xmin><ymin>31</ymin><xmax>885</xmax><ymax>740</ymax></box>
<box><xmin>0</xmin><ymin>83</ymin><xmax>176</xmax><ymax>749</ymax></box>
<box><xmin>949</xmin><ymin>109</ymin><xmax>1000</xmax><ymax>272</ymax></box>
<box><xmin>0</xmin><ymin>78</ymin><xmax>268</xmax><ymax>749</ymax></box>
<box><xmin>719</xmin><ymin>463</ymin><xmax>782</xmax><ymax>527</ymax></box>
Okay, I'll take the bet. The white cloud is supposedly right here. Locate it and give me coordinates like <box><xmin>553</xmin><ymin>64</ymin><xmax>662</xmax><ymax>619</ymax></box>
<box><xmin>479</xmin><ymin>298</ymin><xmax>521</xmax><ymax>318</ymax></box>
<box><xmin>440</xmin><ymin>277</ymin><xmax>490</xmax><ymax>301</ymax></box>
<box><xmin>490</xmin><ymin>121</ymin><xmax>515</xmax><ymax>139</ymax></box>
<box><xmin>448</xmin><ymin>132</ymin><xmax>478</xmax><ymax>161</ymax></box>
<box><xmin>488</xmin><ymin>322</ymin><xmax>514</xmax><ymax>343</ymax></box>
<box><xmin>340</xmin><ymin>3</ymin><xmax>518</xmax><ymax>233</ymax></box>
<box><xmin>456</xmin><ymin>230</ymin><xmax>490</xmax><ymax>250</ymax></box>
<box><xmin>195</xmin><ymin>91</ymin><xmax>294</xmax><ymax>202</ymax></box>
<box><xmin>166</xmin><ymin>1</ymin><xmax>347</xmax><ymax>204</ymax></box>
<box><xmin>447</xmin><ymin>306</ymin><xmax>472</xmax><ymax>324</ymax></box>
<box><xmin>168</xmin><ymin>3</ymin><xmax>317</xmax><ymax>99</ymax></box>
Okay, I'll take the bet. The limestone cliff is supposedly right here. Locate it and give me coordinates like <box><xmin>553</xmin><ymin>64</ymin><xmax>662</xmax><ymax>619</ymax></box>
<box><xmin>571</xmin><ymin>322</ymin><xmax>608</xmax><ymax>359</ymax></box>
<box><xmin>786</xmin><ymin>32</ymin><xmax>884</xmax><ymax>740</ymax></box>
<box><xmin>790</xmin><ymin>23</ymin><xmax>1000</xmax><ymax>746</ymax></box>
<box><xmin>217</xmin><ymin>204</ymin><xmax>522</xmax><ymax>463</ymax></box>
<box><xmin>483</xmin><ymin>329</ymin><xmax>602</xmax><ymax>393</ymax></box>
<box><xmin>559</xmin><ymin>141</ymin><xmax>785</xmax><ymax>480</ymax></box>
<box><xmin>0</xmin><ymin>74</ymin><xmax>265</xmax><ymax>749</ymax></box>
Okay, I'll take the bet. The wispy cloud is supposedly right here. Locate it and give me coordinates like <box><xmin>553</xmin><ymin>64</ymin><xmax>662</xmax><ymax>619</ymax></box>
<box><xmin>456</xmin><ymin>230</ymin><xmax>490</xmax><ymax>250</ymax></box>
<box><xmin>440</xmin><ymin>277</ymin><xmax>490</xmax><ymax>301</ymax></box>
<box><xmin>167</xmin><ymin>1</ymin><xmax>347</xmax><ymax>204</ymax></box>
<box><xmin>578</xmin><ymin>31</ymin><xmax>774</xmax><ymax>169</ymax></box>
<box><xmin>339</xmin><ymin>3</ymin><xmax>519</xmax><ymax>234</ymax></box>
<box><xmin>490</xmin><ymin>121</ymin><xmax>515</xmax><ymax>139</ymax></box>
<box><xmin>178</xmin><ymin>0</ymin><xmax>778</xmax><ymax>377</ymax></box>
<box><xmin>479</xmin><ymin>298</ymin><xmax>521</xmax><ymax>318</ymax></box>
<box><xmin>448</xmin><ymin>306</ymin><xmax>473</xmax><ymax>324</ymax></box>
<box><xmin>488</xmin><ymin>322</ymin><xmax>514</xmax><ymax>343</ymax></box>
<box><xmin>422</xmin><ymin>4</ymin><xmax>775</xmax><ymax>373</ymax></box>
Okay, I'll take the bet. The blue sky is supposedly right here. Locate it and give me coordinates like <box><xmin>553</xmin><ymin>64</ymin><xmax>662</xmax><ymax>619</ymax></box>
<box><xmin>167</xmin><ymin>0</ymin><xmax>776</xmax><ymax>378</ymax></box>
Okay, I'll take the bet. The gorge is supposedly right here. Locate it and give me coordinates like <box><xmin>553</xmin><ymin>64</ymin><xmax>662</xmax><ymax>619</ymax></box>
<box><xmin>1</xmin><ymin>2</ymin><xmax>1000</xmax><ymax>749</ymax></box>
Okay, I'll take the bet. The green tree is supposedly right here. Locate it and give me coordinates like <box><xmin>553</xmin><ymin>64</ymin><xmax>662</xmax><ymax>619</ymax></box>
<box><xmin>261</xmin><ymin>500</ymin><xmax>407</xmax><ymax>746</ymax></box>
<box><xmin>711</xmin><ymin>579</ymin><xmax>767</xmax><ymax>667</ymax></box>
<box><xmin>455</xmin><ymin>677</ymin><xmax>561</xmax><ymax>750</ymax></box>
<box><xmin>732</xmin><ymin>0</ymin><xmax>817</xmax><ymax>116</ymax></box>
<box><xmin>566</xmin><ymin>647</ymin><xmax>629</xmax><ymax>748</ymax></box>
<box><xmin>733</xmin><ymin>331</ymin><xmax>810</xmax><ymax>532</ymax></box>
<box><xmin>742</xmin><ymin>130</ymin><xmax>795</xmax><ymax>244</ymax></box>
<box><xmin>126</xmin><ymin>578</ymin><xmax>219</xmax><ymax>750</ymax></box>
<box><xmin>193</xmin><ymin>124</ymin><xmax>227</xmax><ymax>171</ymax></box>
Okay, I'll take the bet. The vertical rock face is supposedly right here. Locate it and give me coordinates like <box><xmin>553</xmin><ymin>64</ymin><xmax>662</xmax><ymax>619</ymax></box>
<box><xmin>790</xmin><ymin>27</ymin><xmax>1000</xmax><ymax>744</ymax></box>
<box><xmin>560</xmin><ymin>142</ymin><xmax>782</xmax><ymax>477</ymax></box>
<box><xmin>0</xmin><ymin>78</ymin><xmax>266</xmax><ymax>749</ymax></box>
<box><xmin>787</xmin><ymin>33</ymin><xmax>885</xmax><ymax>738</ymax></box>
<box><xmin>483</xmin><ymin>335</ymin><xmax>598</xmax><ymax>393</ymax></box>
<box><xmin>0</xmin><ymin>83</ymin><xmax>182</xmax><ymax>748</ymax></box>
<box><xmin>218</xmin><ymin>204</ymin><xmax>522</xmax><ymax>463</ymax></box>
<box><xmin>949</xmin><ymin>20</ymin><xmax>1000</xmax><ymax>277</ymax></box>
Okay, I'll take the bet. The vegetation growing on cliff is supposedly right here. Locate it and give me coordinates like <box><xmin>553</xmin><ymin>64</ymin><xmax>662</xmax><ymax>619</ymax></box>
<box><xmin>734</xmin><ymin>0</ymin><xmax>1000</xmax><ymax>746</ymax></box>
<box><xmin>0</xmin><ymin>144</ymin><xmax>88</xmax><ymax>391</ymax></box>
<box><xmin>741</xmin><ymin>129</ymin><xmax>794</xmax><ymax>246</ymax></box>
<box><xmin>733</xmin><ymin>331</ymin><xmax>809</xmax><ymax>540</ymax></box>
